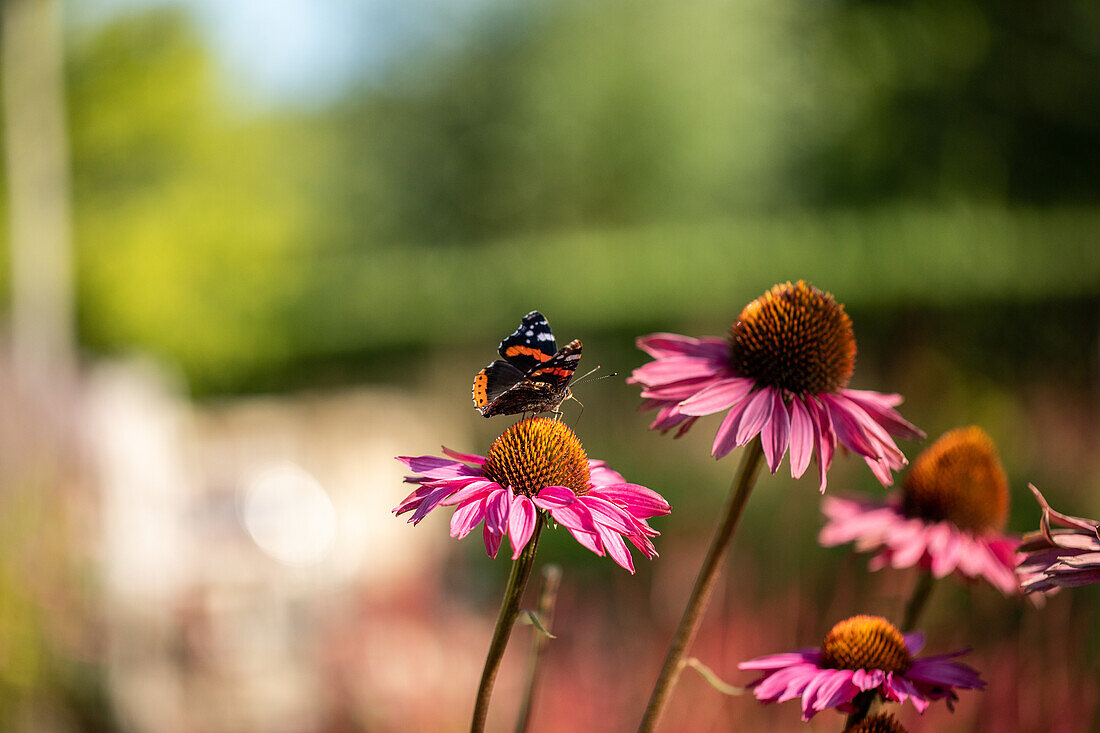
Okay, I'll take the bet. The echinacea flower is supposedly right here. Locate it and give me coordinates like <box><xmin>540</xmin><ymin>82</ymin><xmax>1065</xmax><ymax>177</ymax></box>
<box><xmin>394</xmin><ymin>417</ymin><xmax>670</xmax><ymax>573</ymax></box>
<box><xmin>820</xmin><ymin>426</ymin><xmax>1021</xmax><ymax>595</ymax></box>
<box><xmin>628</xmin><ymin>281</ymin><xmax>923</xmax><ymax>490</ymax></box>
<box><xmin>845</xmin><ymin>712</ymin><xmax>908</xmax><ymax>732</ymax></box>
<box><xmin>1018</xmin><ymin>484</ymin><xmax>1100</xmax><ymax>594</ymax></box>
<box><xmin>739</xmin><ymin>615</ymin><xmax>984</xmax><ymax>721</ymax></box>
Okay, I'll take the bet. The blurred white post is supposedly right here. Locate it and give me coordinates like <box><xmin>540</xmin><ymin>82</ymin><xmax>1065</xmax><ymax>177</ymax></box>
<box><xmin>1</xmin><ymin>0</ymin><xmax>77</xmax><ymax>395</ymax></box>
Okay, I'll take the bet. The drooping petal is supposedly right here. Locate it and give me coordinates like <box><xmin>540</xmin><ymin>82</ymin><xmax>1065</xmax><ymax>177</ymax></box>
<box><xmin>736</xmin><ymin>387</ymin><xmax>776</xmax><ymax>446</ymax></box>
<box><xmin>484</xmin><ymin>488</ymin><xmax>512</xmax><ymax>535</ymax></box>
<box><xmin>483</xmin><ymin>524</ymin><xmax>503</xmax><ymax>559</ymax></box>
<box><xmin>820</xmin><ymin>394</ymin><xmax>881</xmax><ymax>460</ymax></box>
<box><xmin>761</xmin><ymin>389</ymin><xmax>791</xmax><ymax>473</ymax></box>
<box><xmin>840</xmin><ymin>389</ymin><xmax>925</xmax><ymax>441</ymax></box>
<box><xmin>508</xmin><ymin>494</ymin><xmax>536</xmax><ymax>559</ymax></box>
<box><xmin>450</xmin><ymin>496</ymin><xmax>489</xmax><ymax>539</ymax></box>
<box><xmin>594</xmin><ymin>523</ymin><xmax>636</xmax><ymax>573</ymax></box>
<box><xmin>712</xmin><ymin>396</ymin><xmax>754</xmax><ymax>459</ymax></box>
<box><xmin>590</xmin><ymin>483</ymin><xmax>672</xmax><ymax>518</ymax></box>
<box><xmin>788</xmin><ymin>397</ymin><xmax>814</xmax><ymax>479</ymax></box>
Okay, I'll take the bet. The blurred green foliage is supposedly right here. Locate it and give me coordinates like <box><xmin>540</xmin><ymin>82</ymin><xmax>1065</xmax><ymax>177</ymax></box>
<box><xmin>3</xmin><ymin>0</ymin><xmax>1098</xmax><ymax>392</ymax></box>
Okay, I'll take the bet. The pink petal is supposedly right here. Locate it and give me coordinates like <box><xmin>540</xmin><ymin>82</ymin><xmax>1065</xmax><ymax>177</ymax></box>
<box><xmin>438</xmin><ymin>479</ymin><xmax>497</xmax><ymax>506</ymax></box>
<box><xmin>484</xmin><ymin>488</ymin><xmax>511</xmax><ymax>535</ymax></box>
<box><xmin>629</xmin><ymin>357</ymin><xmax>726</xmax><ymax>387</ymax></box>
<box><xmin>533</xmin><ymin>486</ymin><xmax>577</xmax><ymax>510</ymax></box>
<box><xmin>678</xmin><ymin>377</ymin><xmax>756</xmax><ymax>416</ymax></box>
<box><xmin>736</xmin><ymin>387</ymin><xmax>776</xmax><ymax>446</ymax></box>
<box><xmin>590</xmin><ymin>483</ymin><xmax>671</xmax><ymax>518</ymax></box>
<box><xmin>788</xmin><ymin>398</ymin><xmax>814</xmax><ymax>479</ymax></box>
<box><xmin>441</xmin><ymin>446</ymin><xmax>487</xmax><ymax>465</ymax></box>
<box><xmin>820</xmin><ymin>394</ymin><xmax>881</xmax><ymax>460</ymax></box>
<box><xmin>761</xmin><ymin>389</ymin><xmax>791</xmax><ymax>473</ymax></box>
<box><xmin>594</xmin><ymin>523</ymin><xmax>635</xmax><ymax>573</ymax></box>
<box><xmin>635</xmin><ymin>333</ymin><xmax>729</xmax><ymax>360</ymax></box>
<box><xmin>711</xmin><ymin>396</ymin><xmax>754</xmax><ymax>459</ymax></box>
<box><xmin>508</xmin><ymin>495</ymin><xmax>536</xmax><ymax>559</ymax></box>
<box><xmin>408</xmin><ymin>485</ymin><xmax>461</xmax><ymax>525</ymax></box>
<box><xmin>450</xmin><ymin>496</ymin><xmax>489</xmax><ymax>539</ymax></box>
<box><xmin>739</xmin><ymin>651</ymin><xmax>818</xmax><ymax>671</ymax></box>
<box><xmin>578</xmin><ymin>496</ymin><xmax>636</xmax><ymax>534</ymax></box>
<box><xmin>483</xmin><ymin>524</ymin><xmax>503</xmax><ymax>559</ymax></box>
<box><xmin>566</xmin><ymin>526</ymin><xmax>604</xmax><ymax>555</ymax></box>
<box><xmin>840</xmin><ymin>389</ymin><xmax>925</xmax><ymax>441</ymax></box>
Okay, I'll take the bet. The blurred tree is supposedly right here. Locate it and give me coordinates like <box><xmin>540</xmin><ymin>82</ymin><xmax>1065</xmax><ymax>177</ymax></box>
<box><xmin>66</xmin><ymin>9</ymin><xmax>328</xmax><ymax>389</ymax></box>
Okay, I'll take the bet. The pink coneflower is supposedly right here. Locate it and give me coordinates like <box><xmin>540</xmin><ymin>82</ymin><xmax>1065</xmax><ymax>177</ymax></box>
<box><xmin>739</xmin><ymin>615</ymin><xmax>984</xmax><ymax>722</ymax></box>
<box><xmin>394</xmin><ymin>417</ymin><xmax>670</xmax><ymax>573</ymax></box>
<box><xmin>628</xmin><ymin>281</ymin><xmax>923</xmax><ymax>490</ymax></box>
<box><xmin>1018</xmin><ymin>484</ymin><xmax>1100</xmax><ymax>594</ymax></box>
<box><xmin>820</xmin><ymin>426</ymin><xmax>1021</xmax><ymax>595</ymax></box>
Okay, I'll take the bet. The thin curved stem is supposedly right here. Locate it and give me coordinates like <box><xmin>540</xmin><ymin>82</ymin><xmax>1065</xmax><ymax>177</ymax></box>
<box><xmin>514</xmin><ymin>564</ymin><xmax>563</xmax><ymax>733</ymax></box>
<box><xmin>638</xmin><ymin>437</ymin><xmax>766</xmax><ymax>733</ymax></box>
<box><xmin>471</xmin><ymin>515</ymin><xmax>544</xmax><ymax>733</ymax></box>
<box><xmin>901</xmin><ymin>571</ymin><xmax>936</xmax><ymax>631</ymax></box>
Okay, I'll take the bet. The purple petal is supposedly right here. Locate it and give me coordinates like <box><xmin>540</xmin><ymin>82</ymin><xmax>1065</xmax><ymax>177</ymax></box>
<box><xmin>408</xmin><ymin>485</ymin><xmax>461</xmax><ymax>525</ymax></box>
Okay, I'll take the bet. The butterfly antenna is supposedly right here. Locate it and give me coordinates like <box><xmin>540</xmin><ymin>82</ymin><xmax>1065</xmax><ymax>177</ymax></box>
<box><xmin>570</xmin><ymin>393</ymin><xmax>585</xmax><ymax>428</ymax></box>
<box><xmin>571</xmin><ymin>366</ymin><xmax>619</xmax><ymax>387</ymax></box>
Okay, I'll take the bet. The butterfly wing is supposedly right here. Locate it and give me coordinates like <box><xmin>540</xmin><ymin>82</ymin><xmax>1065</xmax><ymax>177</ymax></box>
<box><xmin>472</xmin><ymin>361</ymin><xmax>525</xmax><ymax>415</ymax></box>
<box><xmin>497</xmin><ymin>311</ymin><xmax>558</xmax><ymax>373</ymax></box>
<box><xmin>479</xmin><ymin>381</ymin><xmax>560</xmax><ymax>418</ymax></box>
<box><xmin>526</xmin><ymin>339</ymin><xmax>582</xmax><ymax>389</ymax></box>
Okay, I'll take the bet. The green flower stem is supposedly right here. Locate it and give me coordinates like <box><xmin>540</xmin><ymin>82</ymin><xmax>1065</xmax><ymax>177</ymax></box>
<box><xmin>901</xmin><ymin>571</ymin><xmax>936</xmax><ymax>631</ymax></box>
<box><xmin>471</xmin><ymin>514</ymin><xmax>545</xmax><ymax>733</ymax></box>
<box><xmin>843</xmin><ymin>690</ymin><xmax>877</xmax><ymax>728</ymax></box>
<box><xmin>638</xmin><ymin>437</ymin><xmax>766</xmax><ymax>733</ymax></box>
<box><xmin>514</xmin><ymin>563</ymin><xmax>563</xmax><ymax>733</ymax></box>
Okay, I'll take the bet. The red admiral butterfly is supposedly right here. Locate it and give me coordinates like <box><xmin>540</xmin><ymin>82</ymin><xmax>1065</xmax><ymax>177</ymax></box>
<box><xmin>472</xmin><ymin>311</ymin><xmax>582</xmax><ymax>418</ymax></box>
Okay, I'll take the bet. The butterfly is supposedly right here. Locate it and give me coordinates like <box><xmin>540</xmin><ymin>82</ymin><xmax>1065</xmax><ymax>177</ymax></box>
<box><xmin>472</xmin><ymin>311</ymin><xmax>582</xmax><ymax>418</ymax></box>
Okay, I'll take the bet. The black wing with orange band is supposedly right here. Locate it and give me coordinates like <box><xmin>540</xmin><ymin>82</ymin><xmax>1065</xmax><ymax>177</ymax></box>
<box><xmin>497</xmin><ymin>311</ymin><xmax>558</xmax><ymax>373</ymax></box>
